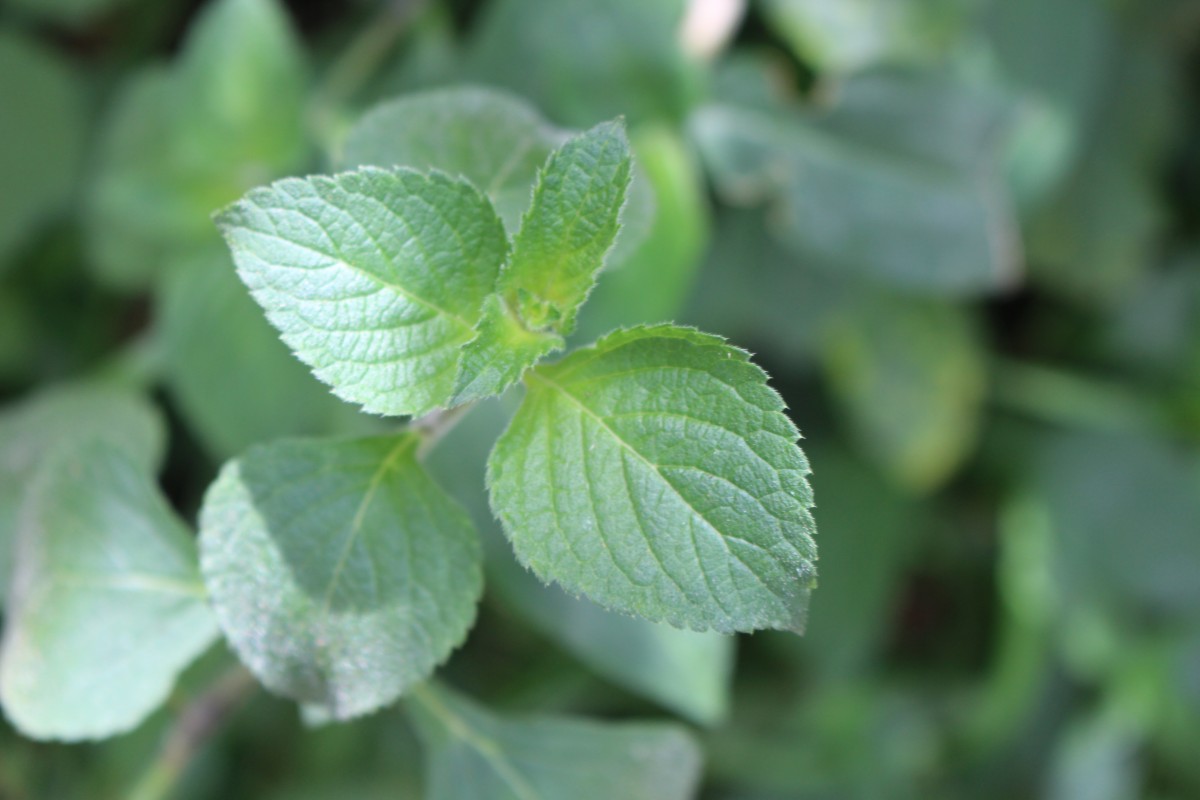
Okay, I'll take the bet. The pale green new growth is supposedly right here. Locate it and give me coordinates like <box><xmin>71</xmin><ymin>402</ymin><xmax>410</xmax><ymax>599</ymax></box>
<box><xmin>0</xmin><ymin>443</ymin><xmax>216</xmax><ymax>741</ymax></box>
<box><xmin>451</xmin><ymin>295</ymin><xmax>563</xmax><ymax>406</ymax></box>
<box><xmin>488</xmin><ymin>325</ymin><xmax>817</xmax><ymax>634</ymax></box>
<box><xmin>408</xmin><ymin>683</ymin><xmax>702</xmax><ymax>800</ymax></box>
<box><xmin>215</xmin><ymin>168</ymin><xmax>509</xmax><ymax>416</ymax></box>
<box><xmin>198</xmin><ymin>434</ymin><xmax>482</xmax><ymax>720</ymax></box>
<box><xmin>502</xmin><ymin>121</ymin><xmax>633</xmax><ymax>334</ymax></box>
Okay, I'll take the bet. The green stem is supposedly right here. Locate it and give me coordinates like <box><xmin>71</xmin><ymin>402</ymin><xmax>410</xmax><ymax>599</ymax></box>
<box><xmin>128</xmin><ymin>666</ymin><xmax>258</xmax><ymax>800</ymax></box>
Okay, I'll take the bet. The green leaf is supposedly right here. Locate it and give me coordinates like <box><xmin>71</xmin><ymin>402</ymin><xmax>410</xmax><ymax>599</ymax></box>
<box><xmin>339</xmin><ymin>87</ymin><xmax>565</xmax><ymax>232</ymax></box>
<box><xmin>464</xmin><ymin>0</ymin><xmax>700</xmax><ymax>128</ymax></box>
<box><xmin>0</xmin><ymin>383</ymin><xmax>165</xmax><ymax>603</ymax></box>
<box><xmin>761</xmin><ymin>0</ymin><xmax>973</xmax><ymax>74</ymax></box>
<box><xmin>424</xmin><ymin>398</ymin><xmax>734</xmax><ymax>725</ymax></box>
<box><xmin>86</xmin><ymin>0</ymin><xmax>307</xmax><ymax>288</ymax></box>
<box><xmin>0</xmin><ymin>29</ymin><xmax>85</xmax><ymax>268</ymax></box>
<box><xmin>502</xmin><ymin>121</ymin><xmax>633</xmax><ymax>334</ymax></box>
<box><xmin>408</xmin><ymin>683</ymin><xmax>703</xmax><ymax>800</ymax></box>
<box><xmin>198</xmin><ymin>434</ymin><xmax>483</xmax><ymax>719</ymax></box>
<box><xmin>216</xmin><ymin>168</ymin><xmax>509</xmax><ymax>417</ymax></box>
<box><xmin>691</xmin><ymin>71</ymin><xmax>1020</xmax><ymax>296</ymax></box>
<box><xmin>822</xmin><ymin>295</ymin><xmax>985</xmax><ymax>492</ymax></box>
<box><xmin>0</xmin><ymin>442</ymin><xmax>216</xmax><ymax>740</ymax></box>
<box><xmin>159</xmin><ymin>248</ymin><xmax>377</xmax><ymax>459</ymax></box>
<box><xmin>488</xmin><ymin>325</ymin><xmax>817</xmax><ymax>633</ymax></box>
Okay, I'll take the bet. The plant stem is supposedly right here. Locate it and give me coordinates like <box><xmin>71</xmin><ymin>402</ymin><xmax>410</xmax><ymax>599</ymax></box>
<box><xmin>412</xmin><ymin>403</ymin><xmax>472</xmax><ymax>460</ymax></box>
<box><xmin>128</xmin><ymin>666</ymin><xmax>258</xmax><ymax>800</ymax></box>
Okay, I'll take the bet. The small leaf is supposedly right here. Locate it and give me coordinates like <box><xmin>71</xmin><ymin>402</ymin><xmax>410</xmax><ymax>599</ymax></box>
<box><xmin>199</xmin><ymin>434</ymin><xmax>483</xmax><ymax>720</ymax></box>
<box><xmin>0</xmin><ymin>443</ymin><xmax>216</xmax><ymax>740</ymax></box>
<box><xmin>502</xmin><ymin>121</ymin><xmax>633</xmax><ymax>334</ymax></box>
<box><xmin>488</xmin><ymin>325</ymin><xmax>817</xmax><ymax>634</ymax></box>
<box><xmin>340</xmin><ymin>87</ymin><xmax>564</xmax><ymax>231</ymax></box>
<box><xmin>216</xmin><ymin>168</ymin><xmax>509</xmax><ymax>417</ymax></box>
<box><xmin>0</xmin><ymin>383</ymin><xmax>165</xmax><ymax>601</ymax></box>
<box><xmin>451</xmin><ymin>295</ymin><xmax>563</xmax><ymax>406</ymax></box>
<box><xmin>408</xmin><ymin>683</ymin><xmax>703</xmax><ymax>800</ymax></box>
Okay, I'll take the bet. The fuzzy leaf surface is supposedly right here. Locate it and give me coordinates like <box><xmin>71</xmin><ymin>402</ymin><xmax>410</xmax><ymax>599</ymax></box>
<box><xmin>488</xmin><ymin>325</ymin><xmax>817</xmax><ymax>633</ymax></box>
<box><xmin>0</xmin><ymin>443</ymin><xmax>216</xmax><ymax>740</ymax></box>
<box><xmin>216</xmin><ymin>168</ymin><xmax>509</xmax><ymax>416</ymax></box>
<box><xmin>199</xmin><ymin>434</ymin><xmax>482</xmax><ymax>719</ymax></box>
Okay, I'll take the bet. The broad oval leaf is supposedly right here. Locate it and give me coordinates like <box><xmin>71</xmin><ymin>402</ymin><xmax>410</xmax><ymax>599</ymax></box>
<box><xmin>0</xmin><ymin>442</ymin><xmax>216</xmax><ymax>741</ymax></box>
<box><xmin>408</xmin><ymin>683</ymin><xmax>703</xmax><ymax>800</ymax></box>
<box><xmin>216</xmin><ymin>168</ymin><xmax>509</xmax><ymax>416</ymax></box>
<box><xmin>487</xmin><ymin>325</ymin><xmax>817</xmax><ymax>633</ymax></box>
<box><xmin>199</xmin><ymin>434</ymin><xmax>483</xmax><ymax>720</ymax></box>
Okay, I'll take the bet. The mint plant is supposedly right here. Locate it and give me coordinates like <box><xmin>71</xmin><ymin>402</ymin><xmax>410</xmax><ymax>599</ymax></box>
<box><xmin>204</xmin><ymin>112</ymin><xmax>818</xmax><ymax>719</ymax></box>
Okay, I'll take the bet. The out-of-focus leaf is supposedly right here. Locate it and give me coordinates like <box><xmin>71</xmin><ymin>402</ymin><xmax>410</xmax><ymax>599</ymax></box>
<box><xmin>683</xmin><ymin>206</ymin><xmax>850</xmax><ymax>363</ymax></box>
<box><xmin>1034</xmin><ymin>432</ymin><xmax>1200</xmax><ymax>622</ymax></box>
<box><xmin>761</xmin><ymin>0</ymin><xmax>973</xmax><ymax>75</ymax></box>
<box><xmin>426</xmin><ymin>399</ymin><xmax>735</xmax><ymax>726</ymax></box>
<box><xmin>799</xmin><ymin>446</ymin><xmax>920</xmax><ymax>678</ymax></box>
<box><xmin>464</xmin><ymin>0</ymin><xmax>701</xmax><ymax>128</ymax></box>
<box><xmin>0</xmin><ymin>29</ymin><xmax>84</xmax><ymax>269</ymax></box>
<box><xmin>1045</xmin><ymin>708</ymin><xmax>1142</xmax><ymax>800</ymax></box>
<box><xmin>691</xmin><ymin>68</ymin><xmax>1020</xmax><ymax>296</ymax></box>
<box><xmin>1021</xmin><ymin>28</ymin><xmax>1178</xmax><ymax>304</ymax></box>
<box><xmin>576</xmin><ymin>124</ymin><xmax>710</xmax><ymax>340</ymax></box>
<box><xmin>198</xmin><ymin>434</ymin><xmax>483</xmax><ymax>720</ymax></box>
<box><xmin>822</xmin><ymin>294</ymin><xmax>985</xmax><ymax>491</ymax></box>
<box><xmin>339</xmin><ymin>87</ymin><xmax>565</xmax><ymax>231</ymax></box>
<box><xmin>0</xmin><ymin>442</ymin><xmax>217</xmax><ymax>740</ymax></box>
<box><xmin>0</xmin><ymin>383</ymin><xmax>165</xmax><ymax>601</ymax></box>
<box><xmin>158</xmin><ymin>249</ymin><xmax>374</xmax><ymax>459</ymax></box>
<box><xmin>407</xmin><ymin>683</ymin><xmax>703</xmax><ymax>800</ymax></box>
<box><xmin>488</xmin><ymin>325</ymin><xmax>817</xmax><ymax>633</ymax></box>
<box><xmin>86</xmin><ymin>0</ymin><xmax>308</xmax><ymax>288</ymax></box>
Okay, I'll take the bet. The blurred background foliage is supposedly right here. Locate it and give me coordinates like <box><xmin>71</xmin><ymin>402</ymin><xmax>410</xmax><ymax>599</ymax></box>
<box><xmin>1</xmin><ymin>0</ymin><xmax>1199</xmax><ymax>797</ymax></box>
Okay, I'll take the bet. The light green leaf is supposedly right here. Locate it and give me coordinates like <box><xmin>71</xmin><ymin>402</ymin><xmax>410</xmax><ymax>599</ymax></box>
<box><xmin>339</xmin><ymin>87</ymin><xmax>565</xmax><ymax>231</ymax></box>
<box><xmin>408</xmin><ymin>683</ymin><xmax>703</xmax><ymax>800</ymax></box>
<box><xmin>691</xmin><ymin>72</ymin><xmax>1020</xmax><ymax>295</ymax></box>
<box><xmin>822</xmin><ymin>295</ymin><xmax>985</xmax><ymax>492</ymax></box>
<box><xmin>0</xmin><ymin>29</ymin><xmax>85</xmax><ymax>268</ymax></box>
<box><xmin>0</xmin><ymin>383</ymin><xmax>165</xmax><ymax>602</ymax></box>
<box><xmin>488</xmin><ymin>325</ymin><xmax>817</xmax><ymax>633</ymax></box>
<box><xmin>159</xmin><ymin>248</ymin><xmax>377</xmax><ymax>459</ymax></box>
<box><xmin>502</xmin><ymin>121</ymin><xmax>633</xmax><ymax>334</ymax></box>
<box><xmin>198</xmin><ymin>434</ymin><xmax>483</xmax><ymax>719</ymax></box>
<box><xmin>86</xmin><ymin>0</ymin><xmax>307</xmax><ymax>288</ymax></box>
<box><xmin>216</xmin><ymin>168</ymin><xmax>509</xmax><ymax>417</ymax></box>
<box><xmin>0</xmin><ymin>442</ymin><xmax>216</xmax><ymax>741</ymax></box>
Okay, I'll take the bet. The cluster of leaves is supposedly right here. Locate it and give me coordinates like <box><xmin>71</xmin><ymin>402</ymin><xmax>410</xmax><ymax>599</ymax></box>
<box><xmin>1</xmin><ymin>0</ymin><xmax>1200</xmax><ymax>798</ymax></box>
